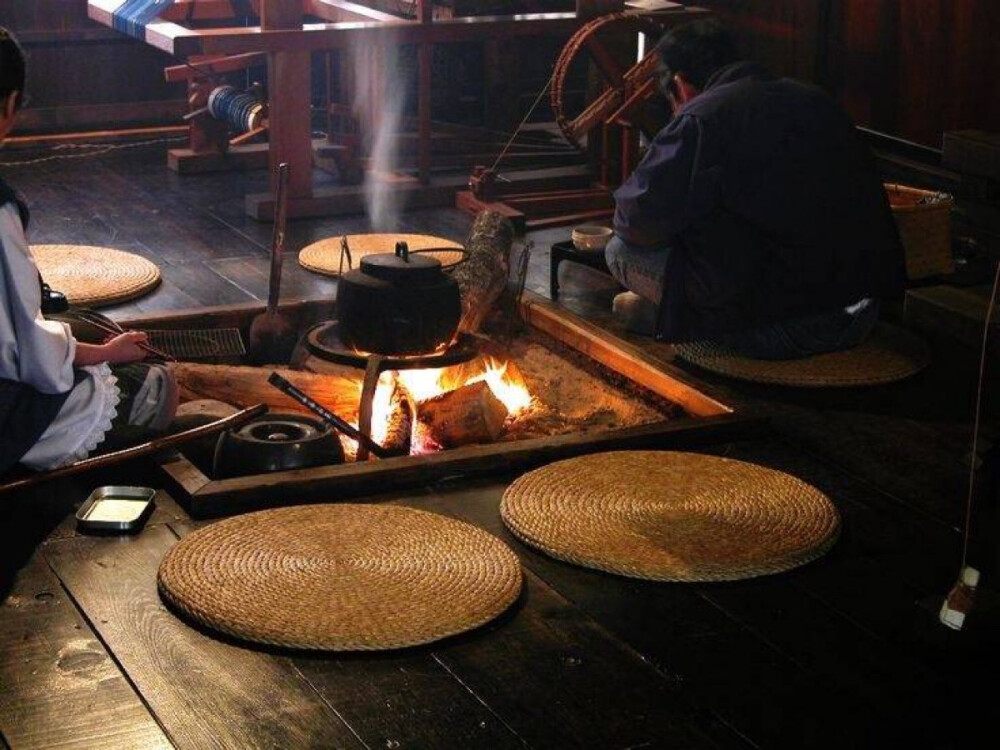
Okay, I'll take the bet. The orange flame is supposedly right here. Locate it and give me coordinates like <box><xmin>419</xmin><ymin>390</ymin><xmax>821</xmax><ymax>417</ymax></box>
<box><xmin>464</xmin><ymin>358</ymin><xmax>532</xmax><ymax>416</ymax></box>
<box><xmin>367</xmin><ymin>357</ymin><xmax>533</xmax><ymax>455</ymax></box>
<box><xmin>369</xmin><ymin>371</ymin><xmax>398</xmax><ymax>447</ymax></box>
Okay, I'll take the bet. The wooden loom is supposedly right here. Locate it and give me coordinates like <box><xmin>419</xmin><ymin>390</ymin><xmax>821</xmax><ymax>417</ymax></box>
<box><xmin>87</xmin><ymin>0</ymin><xmax>707</xmax><ymax>221</ymax></box>
<box><xmin>457</xmin><ymin>11</ymin><xmax>679</xmax><ymax>231</ymax></box>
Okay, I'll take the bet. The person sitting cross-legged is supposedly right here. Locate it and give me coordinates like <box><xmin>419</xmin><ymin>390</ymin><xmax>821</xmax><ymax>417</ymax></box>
<box><xmin>606</xmin><ymin>20</ymin><xmax>905</xmax><ymax>359</ymax></box>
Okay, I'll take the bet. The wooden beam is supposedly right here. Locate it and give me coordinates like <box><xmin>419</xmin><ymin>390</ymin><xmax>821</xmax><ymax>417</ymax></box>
<box><xmin>164</xmin><ymin>52</ymin><xmax>266</xmax><ymax>83</ymax></box>
<box><xmin>89</xmin><ymin>1</ymin><xmax>708</xmax><ymax>57</ymax></box>
<box><xmin>87</xmin><ymin>0</ymin><xmax>195</xmax><ymax>55</ymax></box>
<box><xmin>518</xmin><ymin>292</ymin><xmax>732</xmax><ymax>418</ymax></box>
<box><xmin>139</xmin><ymin>13</ymin><xmax>586</xmax><ymax>57</ymax></box>
<box><xmin>162</xmin><ymin>0</ymin><xmax>245</xmax><ymax>22</ymax></box>
<box><xmin>173</xmin><ymin>413</ymin><xmax>754</xmax><ymax>517</ymax></box>
<box><xmin>245</xmin><ymin>174</ymin><xmax>464</xmax><ymax>220</ymax></box>
<box><xmin>305</xmin><ymin>0</ymin><xmax>399</xmax><ymax>22</ymax></box>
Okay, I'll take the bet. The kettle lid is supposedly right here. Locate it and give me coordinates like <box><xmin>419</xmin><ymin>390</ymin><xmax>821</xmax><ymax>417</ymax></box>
<box><xmin>359</xmin><ymin>241</ymin><xmax>445</xmax><ymax>283</ymax></box>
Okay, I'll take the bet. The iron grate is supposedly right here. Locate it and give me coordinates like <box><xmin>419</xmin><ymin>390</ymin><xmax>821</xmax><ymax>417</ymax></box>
<box><xmin>145</xmin><ymin>328</ymin><xmax>246</xmax><ymax>359</ymax></box>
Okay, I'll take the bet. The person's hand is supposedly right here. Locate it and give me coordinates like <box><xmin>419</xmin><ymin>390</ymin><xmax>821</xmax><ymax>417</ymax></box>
<box><xmin>102</xmin><ymin>331</ymin><xmax>149</xmax><ymax>364</ymax></box>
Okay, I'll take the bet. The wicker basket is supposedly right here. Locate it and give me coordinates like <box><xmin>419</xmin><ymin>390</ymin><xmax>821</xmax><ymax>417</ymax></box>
<box><xmin>885</xmin><ymin>183</ymin><xmax>954</xmax><ymax>280</ymax></box>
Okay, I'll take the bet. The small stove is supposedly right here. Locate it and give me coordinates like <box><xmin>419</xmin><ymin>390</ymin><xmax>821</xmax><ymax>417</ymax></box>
<box><xmin>302</xmin><ymin>321</ymin><xmax>481</xmax><ymax>459</ymax></box>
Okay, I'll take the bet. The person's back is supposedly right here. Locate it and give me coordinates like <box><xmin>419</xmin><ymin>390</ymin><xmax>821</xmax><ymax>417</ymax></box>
<box><xmin>609</xmin><ymin>20</ymin><xmax>905</xmax><ymax>357</ymax></box>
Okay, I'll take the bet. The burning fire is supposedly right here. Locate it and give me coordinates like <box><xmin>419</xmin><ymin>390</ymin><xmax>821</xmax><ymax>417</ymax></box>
<box><xmin>368</xmin><ymin>357</ymin><xmax>533</xmax><ymax>453</ymax></box>
<box><xmin>463</xmin><ymin>358</ymin><xmax>533</xmax><ymax>416</ymax></box>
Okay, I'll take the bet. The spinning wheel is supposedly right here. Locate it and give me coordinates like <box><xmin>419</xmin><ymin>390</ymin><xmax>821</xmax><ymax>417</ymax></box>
<box><xmin>551</xmin><ymin>13</ymin><xmax>665</xmax><ymax>153</ymax></box>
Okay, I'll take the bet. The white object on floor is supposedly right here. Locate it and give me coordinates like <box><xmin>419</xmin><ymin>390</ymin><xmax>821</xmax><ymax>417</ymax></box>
<box><xmin>612</xmin><ymin>291</ymin><xmax>658</xmax><ymax>336</ymax></box>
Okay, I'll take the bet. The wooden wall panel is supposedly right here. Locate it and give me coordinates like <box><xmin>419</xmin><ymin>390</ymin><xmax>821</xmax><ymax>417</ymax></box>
<box><xmin>709</xmin><ymin>0</ymin><xmax>1000</xmax><ymax>148</ymax></box>
<box><xmin>1</xmin><ymin>0</ymin><xmax>185</xmax><ymax>134</ymax></box>
<box><xmin>1</xmin><ymin>1</ymin><xmax>996</xmax><ymax>146</ymax></box>
<box><xmin>694</xmin><ymin>0</ymin><xmax>829</xmax><ymax>82</ymax></box>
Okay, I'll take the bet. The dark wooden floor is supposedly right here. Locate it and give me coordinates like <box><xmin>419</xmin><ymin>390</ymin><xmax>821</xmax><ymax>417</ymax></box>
<box><xmin>1</xmin><ymin>142</ymin><xmax>997</xmax><ymax>749</ymax></box>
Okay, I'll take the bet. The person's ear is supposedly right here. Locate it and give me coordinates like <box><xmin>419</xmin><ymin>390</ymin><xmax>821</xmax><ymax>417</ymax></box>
<box><xmin>673</xmin><ymin>74</ymin><xmax>700</xmax><ymax>105</ymax></box>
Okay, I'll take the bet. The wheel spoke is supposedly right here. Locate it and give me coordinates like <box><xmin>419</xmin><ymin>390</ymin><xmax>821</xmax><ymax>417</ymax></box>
<box><xmin>586</xmin><ymin>37</ymin><xmax>627</xmax><ymax>86</ymax></box>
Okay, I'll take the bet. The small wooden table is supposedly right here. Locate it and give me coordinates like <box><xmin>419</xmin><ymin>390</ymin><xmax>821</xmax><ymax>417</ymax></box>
<box><xmin>550</xmin><ymin>240</ymin><xmax>621</xmax><ymax>300</ymax></box>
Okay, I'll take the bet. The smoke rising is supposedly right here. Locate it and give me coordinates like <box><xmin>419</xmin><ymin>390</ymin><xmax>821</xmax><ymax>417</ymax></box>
<box><xmin>349</xmin><ymin>34</ymin><xmax>407</xmax><ymax>231</ymax></box>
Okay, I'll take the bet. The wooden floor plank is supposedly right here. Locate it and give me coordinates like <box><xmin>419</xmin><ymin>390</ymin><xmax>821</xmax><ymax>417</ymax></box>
<box><xmin>2</xmin><ymin>137</ymin><xmax>994</xmax><ymax>750</ymax></box>
<box><xmin>291</xmin><ymin>653</ymin><xmax>527</xmax><ymax>749</ymax></box>
<box><xmin>715</xmin><ymin>441</ymin><xmax>960</xmax><ymax>612</ymax></box>
<box><xmin>0</xmin><ymin>554</ymin><xmax>172</xmax><ymax>750</ymax></box>
<box><xmin>164</xmin><ymin>515</ymin><xmax>527</xmax><ymax>750</ymax></box>
<box><xmin>43</xmin><ymin>525</ymin><xmax>360</xmax><ymax>750</ymax></box>
<box><xmin>391</xmin><ymin>495</ymin><xmax>733</xmax><ymax>750</ymax></box>
<box><xmin>205</xmin><ymin>256</ymin><xmax>339</xmax><ymax>303</ymax></box>
<box><xmin>649</xmin><ymin>338</ymin><xmax>984</xmax><ymax>528</ymax></box>
<box><xmin>416</xmin><ymin>477</ymin><xmax>921</xmax><ymax>748</ymax></box>
<box><xmin>431</xmin><ymin>568</ymin><xmax>721</xmax><ymax>749</ymax></box>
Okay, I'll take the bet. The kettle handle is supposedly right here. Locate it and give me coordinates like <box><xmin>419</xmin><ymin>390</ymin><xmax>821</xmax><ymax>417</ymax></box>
<box><xmin>395</xmin><ymin>241</ymin><xmax>410</xmax><ymax>262</ymax></box>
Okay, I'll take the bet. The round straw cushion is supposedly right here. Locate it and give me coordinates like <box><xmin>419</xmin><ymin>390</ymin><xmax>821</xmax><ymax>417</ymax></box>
<box><xmin>32</xmin><ymin>244</ymin><xmax>161</xmax><ymax>308</ymax></box>
<box><xmin>501</xmin><ymin>451</ymin><xmax>840</xmax><ymax>582</ymax></box>
<box><xmin>674</xmin><ymin>322</ymin><xmax>929</xmax><ymax>387</ymax></box>
<box><xmin>158</xmin><ymin>504</ymin><xmax>522</xmax><ymax>650</ymax></box>
<box><xmin>299</xmin><ymin>233</ymin><xmax>465</xmax><ymax>276</ymax></box>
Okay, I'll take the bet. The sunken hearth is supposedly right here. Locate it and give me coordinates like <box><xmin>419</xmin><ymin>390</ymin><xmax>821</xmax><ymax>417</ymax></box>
<box><xmin>139</xmin><ymin>295</ymin><xmax>752</xmax><ymax>517</ymax></box>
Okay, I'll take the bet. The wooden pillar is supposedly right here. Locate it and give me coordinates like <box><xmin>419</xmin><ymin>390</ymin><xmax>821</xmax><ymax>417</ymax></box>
<box><xmin>417</xmin><ymin>0</ymin><xmax>433</xmax><ymax>186</ymax></box>
<box><xmin>261</xmin><ymin>0</ymin><xmax>313</xmax><ymax>206</ymax></box>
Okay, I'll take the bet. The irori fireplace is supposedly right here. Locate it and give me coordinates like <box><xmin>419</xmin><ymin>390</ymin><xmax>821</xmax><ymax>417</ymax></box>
<box><xmin>122</xmin><ymin>293</ymin><xmax>758</xmax><ymax>517</ymax></box>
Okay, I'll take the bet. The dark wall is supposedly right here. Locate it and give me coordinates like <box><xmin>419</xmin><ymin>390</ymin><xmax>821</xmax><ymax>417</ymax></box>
<box><xmin>828</xmin><ymin>0</ymin><xmax>1000</xmax><ymax>148</ymax></box>
<box><xmin>2</xmin><ymin>1</ymin><xmax>997</xmax><ymax>145</ymax></box>
<box><xmin>699</xmin><ymin>0</ymin><xmax>1000</xmax><ymax>148</ymax></box>
<box><xmin>0</xmin><ymin>0</ymin><xmax>184</xmax><ymax>135</ymax></box>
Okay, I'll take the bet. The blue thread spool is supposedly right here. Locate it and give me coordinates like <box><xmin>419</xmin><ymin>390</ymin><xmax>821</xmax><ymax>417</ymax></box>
<box><xmin>208</xmin><ymin>86</ymin><xmax>265</xmax><ymax>133</ymax></box>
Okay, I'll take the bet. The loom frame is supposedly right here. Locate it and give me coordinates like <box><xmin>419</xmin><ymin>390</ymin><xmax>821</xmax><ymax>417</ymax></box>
<box><xmin>86</xmin><ymin>1</ymin><xmax>708</xmax><ymax>219</ymax></box>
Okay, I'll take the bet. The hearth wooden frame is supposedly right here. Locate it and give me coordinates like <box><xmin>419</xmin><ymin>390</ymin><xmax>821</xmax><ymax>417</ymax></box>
<box><xmin>120</xmin><ymin>293</ymin><xmax>757</xmax><ymax>517</ymax></box>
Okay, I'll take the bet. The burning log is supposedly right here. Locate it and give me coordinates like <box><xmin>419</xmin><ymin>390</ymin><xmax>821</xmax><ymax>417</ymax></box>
<box><xmin>378</xmin><ymin>379</ymin><xmax>415</xmax><ymax>457</ymax></box>
<box><xmin>452</xmin><ymin>210</ymin><xmax>514</xmax><ymax>333</ymax></box>
<box><xmin>417</xmin><ymin>380</ymin><xmax>509</xmax><ymax>448</ymax></box>
<box><xmin>171</xmin><ymin>363</ymin><xmax>360</xmax><ymax>420</ymax></box>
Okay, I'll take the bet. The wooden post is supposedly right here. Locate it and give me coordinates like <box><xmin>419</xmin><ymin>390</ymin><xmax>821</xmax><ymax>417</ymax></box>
<box><xmin>620</xmin><ymin>121</ymin><xmax>636</xmax><ymax>185</ymax></box>
<box><xmin>417</xmin><ymin>0</ymin><xmax>433</xmax><ymax>186</ymax></box>
<box><xmin>261</xmin><ymin>0</ymin><xmax>314</xmax><ymax>208</ymax></box>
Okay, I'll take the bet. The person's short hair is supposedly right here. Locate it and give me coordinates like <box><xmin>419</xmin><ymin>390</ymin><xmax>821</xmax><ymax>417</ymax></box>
<box><xmin>0</xmin><ymin>27</ymin><xmax>26</xmax><ymax>110</ymax></box>
<box><xmin>655</xmin><ymin>19</ymin><xmax>739</xmax><ymax>94</ymax></box>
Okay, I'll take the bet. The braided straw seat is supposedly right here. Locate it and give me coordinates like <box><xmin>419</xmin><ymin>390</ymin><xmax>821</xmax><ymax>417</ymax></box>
<box><xmin>158</xmin><ymin>504</ymin><xmax>522</xmax><ymax>650</ymax></box>
<box><xmin>674</xmin><ymin>322</ymin><xmax>929</xmax><ymax>387</ymax></box>
<box><xmin>33</xmin><ymin>244</ymin><xmax>161</xmax><ymax>307</ymax></box>
<box><xmin>501</xmin><ymin>451</ymin><xmax>840</xmax><ymax>582</ymax></box>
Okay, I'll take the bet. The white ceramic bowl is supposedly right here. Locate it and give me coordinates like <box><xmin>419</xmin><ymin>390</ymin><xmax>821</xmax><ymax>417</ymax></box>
<box><xmin>572</xmin><ymin>225</ymin><xmax>614</xmax><ymax>253</ymax></box>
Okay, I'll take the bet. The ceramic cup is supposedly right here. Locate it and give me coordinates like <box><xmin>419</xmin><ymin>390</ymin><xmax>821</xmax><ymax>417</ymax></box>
<box><xmin>571</xmin><ymin>225</ymin><xmax>614</xmax><ymax>253</ymax></box>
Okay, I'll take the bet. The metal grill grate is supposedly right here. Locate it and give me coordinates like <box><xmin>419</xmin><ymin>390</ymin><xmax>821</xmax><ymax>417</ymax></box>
<box><xmin>145</xmin><ymin>328</ymin><xmax>246</xmax><ymax>359</ymax></box>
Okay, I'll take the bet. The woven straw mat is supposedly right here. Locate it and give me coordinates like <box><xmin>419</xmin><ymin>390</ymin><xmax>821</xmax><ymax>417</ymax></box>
<box><xmin>32</xmin><ymin>244</ymin><xmax>161</xmax><ymax>307</ymax></box>
<box><xmin>674</xmin><ymin>322</ymin><xmax>929</xmax><ymax>387</ymax></box>
<box><xmin>158</xmin><ymin>504</ymin><xmax>522</xmax><ymax>650</ymax></box>
<box><xmin>501</xmin><ymin>451</ymin><xmax>840</xmax><ymax>582</ymax></box>
<box><xmin>299</xmin><ymin>233</ymin><xmax>465</xmax><ymax>276</ymax></box>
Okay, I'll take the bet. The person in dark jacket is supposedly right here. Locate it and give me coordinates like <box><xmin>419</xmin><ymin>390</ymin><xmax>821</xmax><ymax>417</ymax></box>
<box><xmin>607</xmin><ymin>20</ymin><xmax>905</xmax><ymax>359</ymax></box>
